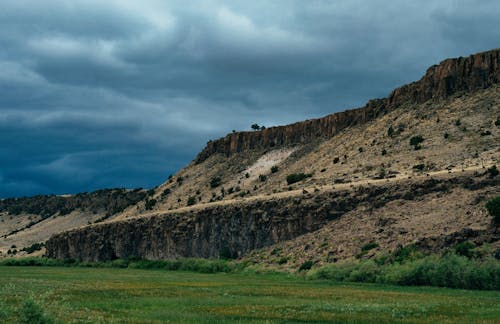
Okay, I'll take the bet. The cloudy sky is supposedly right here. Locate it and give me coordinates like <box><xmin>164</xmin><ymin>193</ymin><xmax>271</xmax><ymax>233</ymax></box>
<box><xmin>1</xmin><ymin>0</ymin><xmax>499</xmax><ymax>198</ymax></box>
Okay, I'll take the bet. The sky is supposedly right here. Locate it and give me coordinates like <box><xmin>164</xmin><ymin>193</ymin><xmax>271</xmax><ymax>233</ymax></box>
<box><xmin>1</xmin><ymin>0</ymin><xmax>499</xmax><ymax>198</ymax></box>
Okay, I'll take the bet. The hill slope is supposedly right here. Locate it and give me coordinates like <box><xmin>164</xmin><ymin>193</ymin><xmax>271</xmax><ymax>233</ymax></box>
<box><xmin>8</xmin><ymin>49</ymin><xmax>500</xmax><ymax>263</ymax></box>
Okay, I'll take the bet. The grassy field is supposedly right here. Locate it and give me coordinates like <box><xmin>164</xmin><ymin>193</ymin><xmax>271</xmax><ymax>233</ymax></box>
<box><xmin>0</xmin><ymin>267</ymin><xmax>499</xmax><ymax>323</ymax></box>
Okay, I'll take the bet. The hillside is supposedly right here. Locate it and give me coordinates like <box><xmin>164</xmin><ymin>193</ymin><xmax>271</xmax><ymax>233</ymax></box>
<box><xmin>115</xmin><ymin>49</ymin><xmax>499</xmax><ymax>218</ymax></box>
<box><xmin>43</xmin><ymin>48</ymin><xmax>500</xmax><ymax>265</ymax></box>
<box><xmin>0</xmin><ymin>189</ymin><xmax>153</xmax><ymax>256</ymax></box>
<box><xmin>3</xmin><ymin>48</ymin><xmax>499</xmax><ymax>265</ymax></box>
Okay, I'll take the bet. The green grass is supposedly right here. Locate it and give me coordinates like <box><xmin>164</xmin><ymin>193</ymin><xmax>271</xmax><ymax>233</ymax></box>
<box><xmin>0</xmin><ymin>267</ymin><xmax>499</xmax><ymax>323</ymax></box>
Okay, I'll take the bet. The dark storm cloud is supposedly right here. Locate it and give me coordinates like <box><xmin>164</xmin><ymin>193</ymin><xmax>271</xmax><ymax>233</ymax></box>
<box><xmin>1</xmin><ymin>0</ymin><xmax>499</xmax><ymax>197</ymax></box>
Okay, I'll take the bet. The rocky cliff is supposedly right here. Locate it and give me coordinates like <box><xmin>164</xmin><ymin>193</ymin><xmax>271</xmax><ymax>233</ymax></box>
<box><xmin>46</xmin><ymin>175</ymin><xmax>498</xmax><ymax>261</ymax></box>
<box><xmin>195</xmin><ymin>48</ymin><xmax>499</xmax><ymax>163</ymax></box>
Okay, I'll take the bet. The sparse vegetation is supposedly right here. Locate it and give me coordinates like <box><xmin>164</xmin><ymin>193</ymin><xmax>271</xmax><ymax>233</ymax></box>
<box><xmin>286</xmin><ymin>173</ymin><xmax>312</xmax><ymax>185</ymax></box>
<box><xmin>0</xmin><ymin>189</ymin><xmax>148</xmax><ymax>218</ymax></box>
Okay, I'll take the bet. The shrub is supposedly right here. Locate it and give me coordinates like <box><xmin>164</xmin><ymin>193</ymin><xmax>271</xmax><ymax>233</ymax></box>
<box><xmin>455</xmin><ymin>119</ymin><xmax>461</xmax><ymax>126</ymax></box>
<box><xmin>412</xmin><ymin>164</ymin><xmax>425</xmax><ymax>172</ymax></box>
<box><xmin>409</xmin><ymin>135</ymin><xmax>424</xmax><ymax>150</ymax></box>
<box><xmin>455</xmin><ymin>242</ymin><xmax>475</xmax><ymax>258</ymax></box>
<box><xmin>144</xmin><ymin>198</ymin><xmax>156</xmax><ymax>210</ymax></box>
<box><xmin>186</xmin><ymin>196</ymin><xmax>196</xmax><ymax>206</ymax></box>
<box><xmin>387</xmin><ymin>126</ymin><xmax>394</xmax><ymax>137</ymax></box>
<box><xmin>307</xmin><ymin>253</ymin><xmax>500</xmax><ymax>290</ymax></box>
<box><xmin>22</xmin><ymin>243</ymin><xmax>44</xmax><ymax>254</ymax></box>
<box><xmin>487</xmin><ymin>165</ymin><xmax>498</xmax><ymax>178</ymax></box>
<box><xmin>210</xmin><ymin>176</ymin><xmax>222</xmax><ymax>188</ymax></box>
<box><xmin>299</xmin><ymin>260</ymin><xmax>314</xmax><ymax>271</ymax></box>
<box><xmin>333</xmin><ymin>157</ymin><xmax>340</xmax><ymax>164</ymax></box>
<box><xmin>381</xmin><ymin>149</ymin><xmax>387</xmax><ymax>156</ymax></box>
<box><xmin>495</xmin><ymin>116</ymin><xmax>500</xmax><ymax>126</ymax></box>
<box><xmin>358</xmin><ymin>147</ymin><xmax>363</xmax><ymax>153</ymax></box>
<box><xmin>486</xmin><ymin>196</ymin><xmax>500</xmax><ymax>225</ymax></box>
<box><xmin>271</xmin><ymin>166</ymin><xmax>279</xmax><ymax>173</ymax></box>
<box><xmin>361</xmin><ymin>242</ymin><xmax>379</xmax><ymax>252</ymax></box>
<box><xmin>286</xmin><ymin>173</ymin><xmax>312</xmax><ymax>185</ymax></box>
<box><xmin>258</xmin><ymin>174</ymin><xmax>267</xmax><ymax>182</ymax></box>
<box><xmin>20</xmin><ymin>297</ymin><xmax>51</xmax><ymax>324</ymax></box>
<box><xmin>443</xmin><ymin>132</ymin><xmax>449</xmax><ymax>139</ymax></box>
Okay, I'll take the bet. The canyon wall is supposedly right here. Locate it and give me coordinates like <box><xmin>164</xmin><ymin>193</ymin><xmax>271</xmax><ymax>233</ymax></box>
<box><xmin>195</xmin><ymin>48</ymin><xmax>499</xmax><ymax>163</ymax></box>
<box><xmin>46</xmin><ymin>175</ymin><xmax>498</xmax><ymax>261</ymax></box>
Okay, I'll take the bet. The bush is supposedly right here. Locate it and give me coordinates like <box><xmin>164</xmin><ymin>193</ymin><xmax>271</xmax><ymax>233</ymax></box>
<box><xmin>186</xmin><ymin>196</ymin><xmax>196</xmax><ymax>206</ymax></box>
<box><xmin>258</xmin><ymin>174</ymin><xmax>267</xmax><ymax>182</ymax></box>
<box><xmin>299</xmin><ymin>260</ymin><xmax>314</xmax><ymax>271</ymax></box>
<box><xmin>20</xmin><ymin>298</ymin><xmax>51</xmax><ymax>324</ymax></box>
<box><xmin>286</xmin><ymin>173</ymin><xmax>312</xmax><ymax>185</ymax></box>
<box><xmin>307</xmin><ymin>253</ymin><xmax>500</xmax><ymax>290</ymax></box>
<box><xmin>22</xmin><ymin>243</ymin><xmax>44</xmax><ymax>254</ymax></box>
<box><xmin>487</xmin><ymin>165</ymin><xmax>498</xmax><ymax>178</ymax></box>
<box><xmin>486</xmin><ymin>196</ymin><xmax>500</xmax><ymax>225</ymax></box>
<box><xmin>455</xmin><ymin>242</ymin><xmax>475</xmax><ymax>258</ymax></box>
<box><xmin>144</xmin><ymin>198</ymin><xmax>156</xmax><ymax>210</ymax></box>
<box><xmin>361</xmin><ymin>242</ymin><xmax>379</xmax><ymax>252</ymax></box>
<box><xmin>210</xmin><ymin>176</ymin><xmax>222</xmax><ymax>188</ymax></box>
<box><xmin>271</xmin><ymin>166</ymin><xmax>279</xmax><ymax>173</ymax></box>
<box><xmin>387</xmin><ymin>126</ymin><xmax>394</xmax><ymax>137</ymax></box>
<box><xmin>409</xmin><ymin>135</ymin><xmax>424</xmax><ymax>150</ymax></box>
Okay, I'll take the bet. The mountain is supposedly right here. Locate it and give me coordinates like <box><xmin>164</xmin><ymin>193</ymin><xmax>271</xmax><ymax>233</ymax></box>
<box><xmin>4</xmin><ymin>49</ymin><xmax>500</xmax><ymax>267</ymax></box>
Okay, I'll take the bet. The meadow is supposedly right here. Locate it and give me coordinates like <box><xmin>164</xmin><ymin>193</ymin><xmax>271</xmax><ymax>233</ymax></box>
<box><xmin>0</xmin><ymin>266</ymin><xmax>499</xmax><ymax>323</ymax></box>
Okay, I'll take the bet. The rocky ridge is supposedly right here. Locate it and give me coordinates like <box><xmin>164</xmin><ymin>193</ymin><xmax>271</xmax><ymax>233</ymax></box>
<box><xmin>196</xmin><ymin>49</ymin><xmax>499</xmax><ymax>163</ymax></box>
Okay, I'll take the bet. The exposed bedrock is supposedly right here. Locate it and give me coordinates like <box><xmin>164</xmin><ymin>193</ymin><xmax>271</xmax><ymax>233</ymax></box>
<box><xmin>46</xmin><ymin>175</ymin><xmax>498</xmax><ymax>261</ymax></box>
<box><xmin>195</xmin><ymin>48</ymin><xmax>500</xmax><ymax>163</ymax></box>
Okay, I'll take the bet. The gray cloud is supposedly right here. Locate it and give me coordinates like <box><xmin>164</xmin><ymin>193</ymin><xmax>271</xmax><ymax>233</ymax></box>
<box><xmin>1</xmin><ymin>0</ymin><xmax>499</xmax><ymax>197</ymax></box>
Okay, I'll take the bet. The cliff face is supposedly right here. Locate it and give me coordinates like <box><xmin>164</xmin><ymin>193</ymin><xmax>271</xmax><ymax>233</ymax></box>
<box><xmin>46</xmin><ymin>175</ymin><xmax>497</xmax><ymax>261</ymax></box>
<box><xmin>195</xmin><ymin>49</ymin><xmax>500</xmax><ymax>163</ymax></box>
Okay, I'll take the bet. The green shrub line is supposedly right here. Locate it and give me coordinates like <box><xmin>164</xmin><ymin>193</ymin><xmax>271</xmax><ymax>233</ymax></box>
<box><xmin>2</xmin><ymin>252</ymin><xmax>499</xmax><ymax>290</ymax></box>
<box><xmin>0</xmin><ymin>257</ymin><xmax>247</xmax><ymax>274</ymax></box>
<box><xmin>307</xmin><ymin>253</ymin><xmax>500</xmax><ymax>290</ymax></box>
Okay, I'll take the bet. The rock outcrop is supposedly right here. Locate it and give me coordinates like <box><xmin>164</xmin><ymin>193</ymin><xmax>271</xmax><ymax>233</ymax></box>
<box><xmin>195</xmin><ymin>48</ymin><xmax>499</xmax><ymax>163</ymax></box>
<box><xmin>46</xmin><ymin>175</ymin><xmax>498</xmax><ymax>261</ymax></box>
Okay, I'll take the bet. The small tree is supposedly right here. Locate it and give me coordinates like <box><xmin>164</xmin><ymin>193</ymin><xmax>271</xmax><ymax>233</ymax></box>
<box><xmin>387</xmin><ymin>126</ymin><xmax>395</xmax><ymax>137</ymax></box>
<box><xmin>486</xmin><ymin>196</ymin><xmax>500</xmax><ymax>226</ymax></box>
<box><xmin>410</xmin><ymin>135</ymin><xmax>424</xmax><ymax>150</ymax></box>
<box><xmin>251</xmin><ymin>123</ymin><xmax>260</xmax><ymax>131</ymax></box>
<box><xmin>187</xmin><ymin>196</ymin><xmax>196</xmax><ymax>206</ymax></box>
